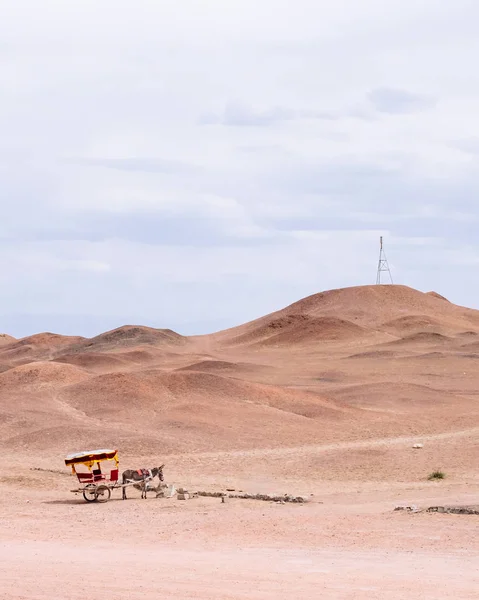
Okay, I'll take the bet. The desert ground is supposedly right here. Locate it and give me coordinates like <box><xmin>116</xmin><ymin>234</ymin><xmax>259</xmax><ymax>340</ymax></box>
<box><xmin>1</xmin><ymin>284</ymin><xmax>479</xmax><ymax>599</ymax></box>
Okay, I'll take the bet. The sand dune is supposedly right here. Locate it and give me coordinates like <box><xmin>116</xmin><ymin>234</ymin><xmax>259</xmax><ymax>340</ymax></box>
<box><xmin>227</xmin><ymin>315</ymin><xmax>370</xmax><ymax>347</ymax></box>
<box><xmin>459</xmin><ymin>340</ymin><xmax>479</xmax><ymax>351</ymax></box>
<box><xmin>0</xmin><ymin>332</ymin><xmax>85</xmax><ymax>367</ymax></box>
<box><xmin>259</xmin><ymin>285</ymin><xmax>477</xmax><ymax>329</ymax></box>
<box><xmin>456</xmin><ymin>330</ymin><xmax>478</xmax><ymax>338</ymax></box>
<box><xmin>327</xmin><ymin>381</ymin><xmax>467</xmax><ymax>412</ymax></box>
<box><xmin>1</xmin><ymin>283</ymin><xmax>479</xmax><ymax>458</ymax></box>
<box><xmin>53</xmin><ymin>352</ymin><xmax>133</xmax><ymax>373</ymax></box>
<box><xmin>381</xmin><ymin>314</ymin><xmax>447</xmax><ymax>334</ymax></box>
<box><xmin>0</xmin><ymin>333</ymin><xmax>16</xmax><ymax>346</ymax></box>
<box><xmin>177</xmin><ymin>359</ymin><xmax>268</xmax><ymax>376</ymax></box>
<box><xmin>214</xmin><ymin>285</ymin><xmax>479</xmax><ymax>352</ymax></box>
<box><xmin>66</xmin><ymin>325</ymin><xmax>186</xmax><ymax>354</ymax></box>
<box><xmin>115</xmin><ymin>348</ymin><xmax>162</xmax><ymax>362</ymax></box>
<box><xmin>5</xmin><ymin>332</ymin><xmax>85</xmax><ymax>354</ymax></box>
<box><xmin>10</xmin><ymin>332</ymin><xmax>84</xmax><ymax>347</ymax></box>
<box><xmin>61</xmin><ymin>371</ymin><xmax>162</xmax><ymax>414</ymax></box>
<box><xmin>345</xmin><ymin>349</ymin><xmax>402</xmax><ymax>359</ymax></box>
<box><xmin>60</xmin><ymin>368</ymin><xmax>345</xmax><ymax>433</ymax></box>
<box><xmin>426</xmin><ymin>290</ymin><xmax>450</xmax><ymax>301</ymax></box>
<box><xmin>0</xmin><ymin>361</ymin><xmax>89</xmax><ymax>390</ymax></box>
<box><xmin>386</xmin><ymin>331</ymin><xmax>454</xmax><ymax>346</ymax></box>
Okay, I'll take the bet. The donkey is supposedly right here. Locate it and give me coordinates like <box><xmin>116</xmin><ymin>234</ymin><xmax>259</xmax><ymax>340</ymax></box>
<box><xmin>121</xmin><ymin>465</ymin><xmax>165</xmax><ymax>500</ymax></box>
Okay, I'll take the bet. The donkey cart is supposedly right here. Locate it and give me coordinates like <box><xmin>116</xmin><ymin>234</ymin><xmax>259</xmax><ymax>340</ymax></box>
<box><xmin>65</xmin><ymin>449</ymin><xmax>164</xmax><ymax>503</ymax></box>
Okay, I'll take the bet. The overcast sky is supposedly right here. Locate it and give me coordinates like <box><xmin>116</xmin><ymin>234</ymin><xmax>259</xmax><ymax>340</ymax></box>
<box><xmin>1</xmin><ymin>0</ymin><xmax>479</xmax><ymax>338</ymax></box>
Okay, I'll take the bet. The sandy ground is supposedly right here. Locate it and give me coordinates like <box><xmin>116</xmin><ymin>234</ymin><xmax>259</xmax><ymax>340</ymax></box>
<box><xmin>1</xmin><ymin>450</ymin><xmax>479</xmax><ymax>600</ymax></box>
<box><xmin>4</xmin><ymin>538</ymin><xmax>478</xmax><ymax>600</ymax></box>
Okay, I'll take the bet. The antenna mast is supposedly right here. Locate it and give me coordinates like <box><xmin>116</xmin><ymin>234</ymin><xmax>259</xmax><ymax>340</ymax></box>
<box><xmin>376</xmin><ymin>236</ymin><xmax>393</xmax><ymax>284</ymax></box>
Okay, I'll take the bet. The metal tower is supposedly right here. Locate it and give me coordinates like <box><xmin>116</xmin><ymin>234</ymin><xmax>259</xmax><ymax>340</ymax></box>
<box><xmin>376</xmin><ymin>236</ymin><xmax>393</xmax><ymax>284</ymax></box>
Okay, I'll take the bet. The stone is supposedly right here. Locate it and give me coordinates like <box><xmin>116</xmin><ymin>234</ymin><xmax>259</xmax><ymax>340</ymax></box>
<box><xmin>394</xmin><ymin>505</ymin><xmax>420</xmax><ymax>512</ymax></box>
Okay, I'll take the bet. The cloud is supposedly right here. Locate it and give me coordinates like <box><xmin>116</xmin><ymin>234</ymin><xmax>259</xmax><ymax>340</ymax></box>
<box><xmin>450</xmin><ymin>138</ymin><xmax>479</xmax><ymax>155</ymax></box>
<box><xmin>200</xmin><ymin>87</ymin><xmax>437</xmax><ymax>129</ymax></box>
<box><xmin>200</xmin><ymin>102</ymin><xmax>338</xmax><ymax>126</ymax></box>
<box><xmin>19</xmin><ymin>212</ymin><xmax>276</xmax><ymax>247</ymax></box>
<box><xmin>1</xmin><ymin>0</ymin><xmax>479</xmax><ymax>337</ymax></box>
<box><xmin>368</xmin><ymin>87</ymin><xmax>436</xmax><ymax>114</ymax></box>
<box><xmin>64</xmin><ymin>157</ymin><xmax>200</xmax><ymax>174</ymax></box>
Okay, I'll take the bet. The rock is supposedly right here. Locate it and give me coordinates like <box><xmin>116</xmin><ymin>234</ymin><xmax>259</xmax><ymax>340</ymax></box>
<box><xmin>426</xmin><ymin>505</ymin><xmax>479</xmax><ymax>515</ymax></box>
<box><xmin>195</xmin><ymin>490</ymin><xmax>308</xmax><ymax>503</ymax></box>
<box><xmin>166</xmin><ymin>484</ymin><xmax>176</xmax><ymax>498</ymax></box>
<box><xmin>394</xmin><ymin>505</ymin><xmax>420</xmax><ymax>512</ymax></box>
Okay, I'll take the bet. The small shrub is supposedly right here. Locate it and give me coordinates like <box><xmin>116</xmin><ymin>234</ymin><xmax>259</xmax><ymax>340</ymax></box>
<box><xmin>428</xmin><ymin>470</ymin><xmax>446</xmax><ymax>481</ymax></box>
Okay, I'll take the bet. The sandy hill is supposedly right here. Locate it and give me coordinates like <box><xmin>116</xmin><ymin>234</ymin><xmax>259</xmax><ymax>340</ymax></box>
<box><xmin>64</xmin><ymin>325</ymin><xmax>187</xmax><ymax>354</ymax></box>
<box><xmin>53</xmin><ymin>351</ymin><xmax>133</xmax><ymax>373</ymax></box>
<box><xmin>0</xmin><ymin>361</ymin><xmax>89</xmax><ymax>390</ymax></box>
<box><xmin>2</xmin><ymin>284</ymin><xmax>479</xmax><ymax>459</ymax></box>
<box><xmin>326</xmin><ymin>381</ymin><xmax>470</xmax><ymax>413</ymax></box>
<box><xmin>0</xmin><ymin>332</ymin><xmax>85</xmax><ymax>369</ymax></box>
<box><xmin>0</xmin><ymin>333</ymin><xmax>16</xmax><ymax>346</ymax></box>
<box><xmin>226</xmin><ymin>314</ymin><xmax>370</xmax><ymax>347</ymax></box>
<box><xmin>10</xmin><ymin>332</ymin><xmax>85</xmax><ymax>347</ymax></box>
<box><xmin>213</xmin><ymin>285</ymin><xmax>479</xmax><ymax>347</ymax></box>
<box><xmin>0</xmin><ymin>326</ymin><xmax>188</xmax><ymax>371</ymax></box>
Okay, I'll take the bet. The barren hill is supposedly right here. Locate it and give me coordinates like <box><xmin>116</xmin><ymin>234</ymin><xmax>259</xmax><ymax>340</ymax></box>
<box><xmin>0</xmin><ymin>333</ymin><xmax>16</xmax><ymax>346</ymax></box>
<box><xmin>0</xmin><ymin>332</ymin><xmax>85</xmax><ymax>368</ymax></box>
<box><xmin>225</xmin><ymin>314</ymin><xmax>370</xmax><ymax>347</ymax></box>
<box><xmin>64</xmin><ymin>325</ymin><xmax>187</xmax><ymax>354</ymax></box>
<box><xmin>214</xmin><ymin>285</ymin><xmax>479</xmax><ymax>347</ymax></box>
<box><xmin>1</xmin><ymin>284</ymin><xmax>479</xmax><ymax>461</ymax></box>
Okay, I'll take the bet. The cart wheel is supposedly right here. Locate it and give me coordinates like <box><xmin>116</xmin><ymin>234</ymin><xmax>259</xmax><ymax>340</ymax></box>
<box><xmin>94</xmin><ymin>485</ymin><xmax>111</xmax><ymax>503</ymax></box>
<box><xmin>83</xmin><ymin>484</ymin><xmax>97</xmax><ymax>503</ymax></box>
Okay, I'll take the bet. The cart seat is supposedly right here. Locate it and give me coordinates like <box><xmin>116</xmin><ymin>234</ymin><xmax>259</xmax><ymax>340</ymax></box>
<box><xmin>92</xmin><ymin>469</ymin><xmax>105</xmax><ymax>482</ymax></box>
<box><xmin>77</xmin><ymin>472</ymin><xmax>94</xmax><ymax>483</ymax></box>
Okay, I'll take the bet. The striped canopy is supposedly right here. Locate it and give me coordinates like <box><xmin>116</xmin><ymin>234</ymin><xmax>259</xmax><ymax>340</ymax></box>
<box><xmin>65</xmin><ymin>449</ymin><xmax>118</xmax><ymax>467</ymax></box>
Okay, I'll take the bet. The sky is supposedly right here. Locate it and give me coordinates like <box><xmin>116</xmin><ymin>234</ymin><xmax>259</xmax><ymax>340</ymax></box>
<box><xmin>1</xmin><ymin>0</ymin><xmax>479</xmax><ymax>338</ymax></box>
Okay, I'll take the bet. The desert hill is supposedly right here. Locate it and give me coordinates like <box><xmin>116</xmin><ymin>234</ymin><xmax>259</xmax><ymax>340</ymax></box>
<box><xmin>65</xmin><ymin>325</ymin><xmax>187</xmax><ymax>354</ymax></box>
<box><xmin>0</xmin><ymin>333</ymin><xmax>16</xmax><ymax>346</ymax></box>
<box><xmin>1</xmin><ymin>284</ymin><xmax>479</xmax><ymax>463</ymax></box>
<box><xmin>213</xmin><ymin>285</ymin><xmax>479</xmax><ymax>347</ymax></box>
<box><xmin>0</xmin><ymin>332</ymin><xmax>85</xmax><ymax>369</ymax></box>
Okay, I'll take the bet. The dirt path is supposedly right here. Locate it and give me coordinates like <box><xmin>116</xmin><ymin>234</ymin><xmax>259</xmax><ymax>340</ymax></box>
<box><xmin>170</xmin><ymin>426</ymin><xmax>479</xmax><ymax>461</ymax></box>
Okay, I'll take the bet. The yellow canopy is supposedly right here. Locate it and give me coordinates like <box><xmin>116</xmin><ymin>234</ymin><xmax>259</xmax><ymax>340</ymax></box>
<box><xmin>65</xmin><ymin>449</ymin><xmax>119</xmax><ymax>472</ymax></box>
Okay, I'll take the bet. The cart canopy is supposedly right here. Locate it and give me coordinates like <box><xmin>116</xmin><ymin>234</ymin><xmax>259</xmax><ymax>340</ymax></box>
<box><xmin>65</xmin><ymin>449</ymin><xmax>118</xmax><ymax>469</ymax></box>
